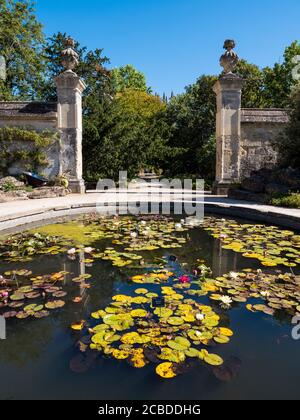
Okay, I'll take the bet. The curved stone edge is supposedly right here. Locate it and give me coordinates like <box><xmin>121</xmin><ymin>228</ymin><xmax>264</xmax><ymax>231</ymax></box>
<box><xmin>0</xmin><ymin>201</ymin><xmax>300</xmax><ymax>235</ymax></box>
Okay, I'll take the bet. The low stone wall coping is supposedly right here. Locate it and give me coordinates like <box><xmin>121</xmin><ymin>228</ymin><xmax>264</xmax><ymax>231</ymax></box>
<box><xmin>0</xmin><ymin>194</ymin><xmax>300</xmax><ymax>233</ymax></box>
<box><xmin>241</xmin><ymin>108</ymin><xmax>289</xmax><ymax>124</ymax></box>
<box><xmin>0</xmin><ymin>101</ymin><xmax>57</xmax><ymax>121</ymax></box>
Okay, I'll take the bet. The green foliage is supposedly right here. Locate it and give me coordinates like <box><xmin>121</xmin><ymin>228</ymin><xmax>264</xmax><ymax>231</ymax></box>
<box><xmin>274</xmin><ymin>87</ymin><xmax>300</xmax><ymax>168</ymax></box>
<box><xmin>83</xmin><ymin>92</ymin><xmax>174</xmax><ymax>181</ymax></box>
<box><xmin>39</xmin><ymin>32</ymin><xmax>112</xmax><ymax>101</ymax></box>
<box><xmin>236</xmin><ymin>60</ymin><xmax>266</xmax><ymax>108</ymax></box>
<box><xmin>115</xmin><ymin>89</ymin><xmax>166</xmax><ymax>117</ymax></box>
<box><xmin>268</xmin><ymin>193</ymin><xmax>300</xmax><ymax>209</ymax></box>
<box><xmin>0</xmin><ymin>180</ymin><xmax>17</xmax><ymax>192</ymax></box>
<box><xmin>0</xmin><ymin>126</ymin><xmax>58</xmax><ymax>176</ymax></box>
<box><xmin>160</xmin><ymin>75</ymin><xmax>217</xmax><ymax>183</ymax></box>
<box><xmin>263</xmin><ymin>41</ymin><xmax>300</xmax><ymax>108</ymax></box>
<box><xmin>111</xmin><ymin>65</ymin><xmax>148</xmax><ymax>93</ymax></box>
<box><xmin>0</xmin><ymin>0</ymin><xmax>45</xmax><ymax>100</ymax></box>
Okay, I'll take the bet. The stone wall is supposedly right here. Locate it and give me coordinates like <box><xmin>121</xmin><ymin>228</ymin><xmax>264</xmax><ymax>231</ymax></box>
<box><xmin>240</xmin><ymin>109</ymin><xmax>289</xmax><ymax>179</ymax></box>
<box><xmin>0</xmin><ymin>102</ymin><xmax>59</xmax><ymax>178</ymax></box>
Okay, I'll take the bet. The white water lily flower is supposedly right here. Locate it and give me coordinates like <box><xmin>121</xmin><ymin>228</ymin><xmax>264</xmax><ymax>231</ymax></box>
<box><xmin>261</xmin><ymin>291</ymin><xmax>270</xmax><ymax>298</ymax></box>
<box><xmin>84</xmin><ymin>247</ymin><xmax>93</xmax><ymax>254</ymax></box>
<box><xmin>175</xmin><ymin>223</ymin><xmax>182</xmax><ymax>230</ymax></box>
<box><xmin>196</xmin><ymin>313</ymin><xmax>205</xmax><ymax>321</ymax></box>
<box><xmin>195</xmin><ymin>331</ymin><xmax>203</xmax><ymax>338</ymax></box>
<box><xmin>130</xmin><ymin>232</ymin><xmax>138</xmax><ymax>239</ymax></box>
<box><xmin>67</xmin><ymin>248</ymin><xmax>76</xmax><ymax>255</ymax></box>
<box><xmin>140</xmin><ymin>221</ymin><xmax>147</xmax><ymax>226</ymax></box>
<box><xmin>229</xmin><ymin>272</ymin><xmax>239</xmax><ymax>279</ymax></box>
<box><xmin>220</xmin><ymin>295</ymin><xmax>233</xmax><ymax>306</ymax></box>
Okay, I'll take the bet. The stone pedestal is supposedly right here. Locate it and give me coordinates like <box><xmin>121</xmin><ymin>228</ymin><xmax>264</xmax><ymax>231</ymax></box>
<box><xmin>213</xmin><ymin>74</ymin><xmax>244</xmax><ymax>195</ymax></box>
<box><xmin>55</xmin><ymin>70</ymin><xmax>86</xmax><ymax>194</ymax></box>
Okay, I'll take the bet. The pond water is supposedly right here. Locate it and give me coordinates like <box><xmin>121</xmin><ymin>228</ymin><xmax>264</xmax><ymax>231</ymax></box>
<box><xmin>0</xmin><ymin>215</ymin><xmax>300</xmax><ymax>400</ymax></box>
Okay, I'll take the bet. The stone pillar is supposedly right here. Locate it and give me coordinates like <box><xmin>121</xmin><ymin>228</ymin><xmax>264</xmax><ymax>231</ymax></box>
<box><xmin>213</xmin><ymin>40</ymin><xmax>244</xmax><ymax>195</ymax></box>
<box><xmin>213</xmin><ymin>75</ymin><xmax>243</xmax><ymax>195</ymax></box>
<box><xmin>55</xmin><ymin>37</ymin><xmax>86</xmax><ymax>194</ymax></box>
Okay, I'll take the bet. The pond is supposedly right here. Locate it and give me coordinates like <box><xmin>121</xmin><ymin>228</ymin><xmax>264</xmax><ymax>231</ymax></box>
<box><xmin>0</xmin><ymin>214</ymin><xmax>300</xmax><ymax>400</ymax></box>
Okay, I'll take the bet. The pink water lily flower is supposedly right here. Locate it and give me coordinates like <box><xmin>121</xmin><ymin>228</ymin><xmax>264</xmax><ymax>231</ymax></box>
<box><xmin>179</xmin><ymin>275</ymin><xmax>190</xmax><ymax>284</ymax></box>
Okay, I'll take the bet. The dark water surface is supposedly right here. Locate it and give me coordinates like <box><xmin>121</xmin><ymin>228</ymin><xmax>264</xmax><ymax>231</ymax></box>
<box><xmin>0</xmin><ymin>217</ymin><xmax>299</xmax><ymax>400</ymax></box>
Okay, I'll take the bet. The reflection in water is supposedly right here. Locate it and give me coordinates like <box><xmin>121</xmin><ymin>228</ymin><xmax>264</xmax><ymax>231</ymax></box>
<box><xmin>0</xmin><ymin>220</ymin><xmax>299</xmax><ymax>400</ymax></box>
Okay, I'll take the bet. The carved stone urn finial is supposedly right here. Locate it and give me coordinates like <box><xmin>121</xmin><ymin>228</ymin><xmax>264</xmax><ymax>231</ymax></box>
<box><xmin>61</xmin><ymin>37</ymin><xmax>79</xmax><ymax>72</ymax></box>
<box><xmin>220</xmin><ymin>39</ymin><xmax>239</xmax><ymax>75</ymax></box>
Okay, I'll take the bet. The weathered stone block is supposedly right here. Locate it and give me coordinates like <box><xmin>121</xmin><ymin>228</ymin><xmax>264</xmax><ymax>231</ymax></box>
<box><xmin>28</xmin><ymin>186</ymin><xmax>68</xmax><ymax>200</ymax></box>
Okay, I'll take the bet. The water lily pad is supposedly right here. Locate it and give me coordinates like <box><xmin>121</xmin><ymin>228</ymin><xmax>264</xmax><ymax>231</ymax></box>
<box><xmin>204</xmin><ymin>353</ymin><xmax>224</xmax><ymax>366</ymax></box>
<box><xmin>219</xmin><ymin>327</ymin><xmax>234</xmax><ymax>337</ymax></box>
<box><xmin>34</xmin><ymin>310</ymin><xmax>50</xmax><ymax>319</ymax></box>
<box><xmin>45</xmin><ymin>300</ymin><xmax>65</xmax><ymax>309</ymax></box>
<box><xmin>3</xmin><ymin>311</ymin><xmax>17</xmax><ymax>318</ymax></box>
<box><xmin>214</xmin><ymin>335</ymin><xmax>230</xmax><ymax>344</ymax></box>
<box><xmin>52</xmin><ymin>291</ymin><xmax>67</xmax><ymax>298</ymax></box>
<box><xmin>8</xmin><ymin>302</ymin><xmax>24</xmax><ymax>309</ymax></box>
<box><xmin>156</xmin><ymin>362</ymin><xmax>177</xmax><ymax>379</ymax></box>
<box><xmin>130</xmin><ymin>309</ymin><xmax>148</xmax><ymax>318</ymax></box>
<box><xmin>168</xmin><ymin>337</ymin><xmax>191</xmax><ymax>351</ymax></box>
<box><xmin>135</xmin><ymin>288</ymin><xmax>148</xmax><ymax>295</ymax></box>
<box><xmin>10</xmin><ymin>293</ymin><xmax>25</xmax><ymax>301</ymax></box>
<box><xmin>112</xmin><ymin>349</ymin><xmax>130</xmax><ymax>360</ymax></box>
<box><xmin>16</xmin><ymin>311</ymin><xmax>30</xmax><ymax>319</ymax></box>
<box><xmin>167</xmin><ymin>317</ymin><xmax>184</xmax><ymax>326</ymax></box>
<box><xmin>71</xmin><ymin>321</ymin><xmax>85</xmax><ymax>331</ymax></box>
<box><xmin>25</xmin><ymin>292</ymin><xmax>41</xmax><ymax>299</ymax></box>
<box><xmin>185</xmin><ymin>348</ymin><xmax>200</xmax><ymax>358</ymax></box>
<box><xmin>154</xmin><ymin>307</ymin><xmax>173</xmax><ymax>318</ymax></box>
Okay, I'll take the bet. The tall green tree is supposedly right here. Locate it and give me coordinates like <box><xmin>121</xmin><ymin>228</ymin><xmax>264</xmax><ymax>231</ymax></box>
<box><xmin>263</xmin><ymin>41</ymin><xmax>300</xmax><ymax>108</ymax></box>
<box><xmin>236</xmin><ymin>60</ymin><xmax>266</xmax><ymax>108</ymax></box>
<box><xmin>0</xmin><ymin>0</ymin><xmax>45</xmax><ymax>100</ymax></box>
<box><xmin>39</xmin><ymin>32</ymin><xmax>112</xmax><ymax>101</ymax></box>
<box><xmin>110</xmin><ymin>64</ymin><xmax>148</xmax><ymax>93</ymax></box>
<box><xmin>274</xmin><ymin>87</ymin><xmax>300</xmax><ymax>168</ymax></box>
<box><xmin>162</xmin><ymin>75</ymin><xmax>217</xmax><ymax>182</ymax></box>
<box><xmin>83</xmin><ymin>90</ymin><xmax>173</xmax><ymax>181</ymax></box>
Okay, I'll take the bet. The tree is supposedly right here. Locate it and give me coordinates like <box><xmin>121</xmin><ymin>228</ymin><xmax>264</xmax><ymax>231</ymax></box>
<box><xmin>263</xmin><ymin>41</ymin><xmax>300</xmax><ymax>108</ymax></box>
<box><xmin>162</xmin><ymin>75</ymin><xmax>217</xmax><ymax>183</ymax></box>
<box><xmin>110</xmin><ymin>64</ymin><xmax>148</xmax><ymax>93</ymax></box>
<box><xmin>83</xmin><ymin>90</ymin><xmax>173</xmax><ymax>181</ymax></box>
<box><xmin>83</xmin><ymin>100</ymin><xmax>150</xmax><ymax>181</ymax></box>
<box><xmin>0</xmin><ymin>0</ymin><xmax>45</xmax><ymax>100</ymax></box>
<box><xmin>274</xmin><ymin>87</ymin><xmax>300</xmax><ymax>168</ymax></box>
<box><xmin>39</xmin><ymin>32</ymin><xmax>112</xmax><ymax>101</ymax></box>
<box><xmin>236</xmin><ymin>60</ymin><xmax>266</xmax><ymax>108</ymax></box>
<box><xmin>115</xmin><ymin>89</ymin><xmax>166</xmax><ymax>118</ymax></box>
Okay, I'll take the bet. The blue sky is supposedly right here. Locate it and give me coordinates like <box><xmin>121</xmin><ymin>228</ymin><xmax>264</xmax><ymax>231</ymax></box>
<box><xmin>36</xmin><ymin>0</ymin><xmax>300</xmax><ymax>96</ymax></box>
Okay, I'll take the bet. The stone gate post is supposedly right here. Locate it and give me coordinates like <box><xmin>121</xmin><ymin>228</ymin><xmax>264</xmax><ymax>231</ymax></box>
<box><xmin>55</xmin><ymin>37</ymin><xmax>86</xmax><ymax>194</ymax></box>
<box><xmin>213</xmin><ymin>40</ymin><xmax>244</xmax><ymax>195</ymax></box>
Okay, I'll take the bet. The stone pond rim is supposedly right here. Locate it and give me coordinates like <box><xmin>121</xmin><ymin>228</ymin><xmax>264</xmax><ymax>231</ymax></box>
<box><xmin>0</xmin><ymin>194</ymin><xmax>300</xmax><ymax>234</ymax></box>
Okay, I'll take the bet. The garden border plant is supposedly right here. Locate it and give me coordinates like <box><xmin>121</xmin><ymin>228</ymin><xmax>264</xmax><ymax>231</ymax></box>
<box><xmin>0</xmin><ymin>126</ymin><xmax>59</xmax><ymax>177</ymax></box>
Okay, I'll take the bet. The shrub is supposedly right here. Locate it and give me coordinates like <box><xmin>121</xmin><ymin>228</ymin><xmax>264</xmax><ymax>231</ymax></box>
<box><xmin>268</xmin><ymin>193</ymin><xmax>300</xmax><ymax>209</ymax></box>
